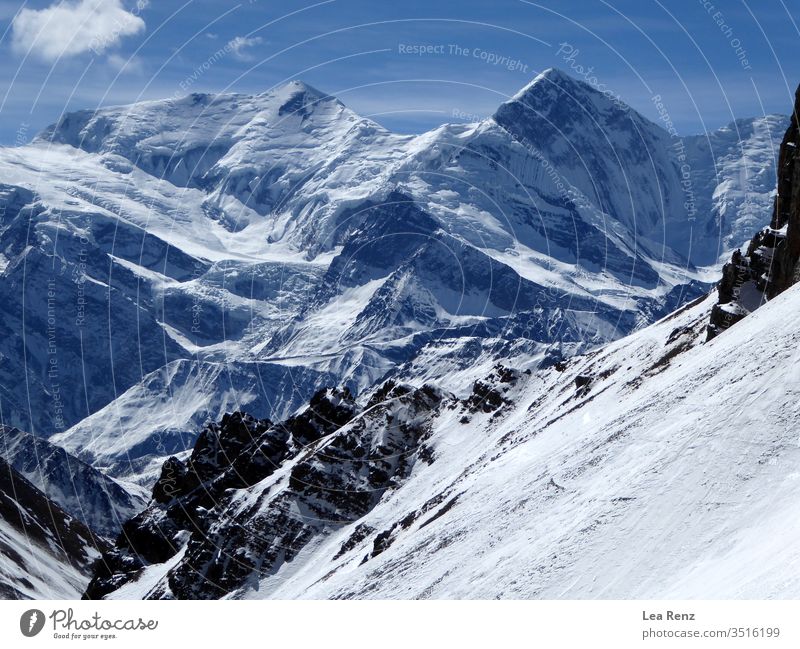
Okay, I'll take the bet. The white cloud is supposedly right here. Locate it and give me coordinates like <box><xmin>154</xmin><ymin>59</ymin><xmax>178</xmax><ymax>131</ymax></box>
<box><xmin>228</xmin><ymin>35</ymin><xmax>263</xmax><ymax>62</ymax></box>
<box><xmin>11</xmin><ymin>0</ymin><xmax>146</xmax><ymax>62</ymax></box>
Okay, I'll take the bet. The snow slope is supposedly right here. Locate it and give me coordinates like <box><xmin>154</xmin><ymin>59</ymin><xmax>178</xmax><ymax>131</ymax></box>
<box><xmin>90</xmin><ymin>278</ymin><xmax>800</xmax><ymax>599</ymax></box>
<box><xmin>280</xmin><ymin>287</ymin><xmax>797</xmax><ymax>599</ymax></box>
<box><xmin>0</xmin><ymin>426</ymin><xmax>146</xmax><ymax>537</ymax></box>
<box><xmin>0</xmin><ymin>457</ymin><xmax>106</xmax><ymax>599</ymax></box>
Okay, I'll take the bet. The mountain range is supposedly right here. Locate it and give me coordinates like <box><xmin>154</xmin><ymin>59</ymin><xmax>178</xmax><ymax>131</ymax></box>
<box><xmin>0</xmin><ymin>67</ymin><xmax>795</xmax><ymax>599</ymax></box>
<box><xmin>0</xmin><ymin>68</ymin><xmax>786</xmax><ymax>482</ymax></box>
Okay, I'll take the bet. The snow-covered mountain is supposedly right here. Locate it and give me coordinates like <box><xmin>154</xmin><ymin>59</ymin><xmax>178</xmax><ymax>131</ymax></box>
<box><xmin>51</xmin><ymin>360</ymin><xmax>336</xmax><ymax>483</ymax></box>
<box><xmin>0</xmin><ymin>68</ymin><xmax>786</xmax><ymax>481</ymax></box>
<box><xmin>0</xmin><ymin>425</ymin><xmax>146</xmax><ymax>538</ymax></box>
<box><xmin>85</xmin><ymin>279</ymin><xmax>800</xmax><ymax>599</ymax></box>
<box><xmin>0</xmin><ymin>457</ymin><xmax>107</xmax><ymax>598</ymax></box>
<box><xmin>685</xmin><ymin>113</ymin><xmax>788</xmax><ymax>264</ymax></box>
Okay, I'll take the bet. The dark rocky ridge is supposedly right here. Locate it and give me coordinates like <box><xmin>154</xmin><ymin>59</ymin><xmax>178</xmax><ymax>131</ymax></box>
<box><xmin>84</xmin><ymin>382</ymin><xmax>446</xmax><ymax>599</ymax></box>
<box><xmin>708</xmin><ymin>84</ymin><xmax>800</xmax><ymax>338</ymax></box>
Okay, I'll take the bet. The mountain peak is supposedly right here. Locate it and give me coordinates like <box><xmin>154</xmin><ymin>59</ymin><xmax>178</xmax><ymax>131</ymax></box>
<box><xmin>492</xmin><ymin>65</ymin><xmax>649</xmax><ymax>136</ymax></box>
<box><xmin>492</xmin><ymin>67</ymin><xmax>609</xmax><ymax>131</ymax></box>
<box><xmin>510</xmin><ymin>67</ymin><xmax>576</xmax><ymax>101</ymax></box>
<box><xmin>278</xmin><ymin>79</ymin><xmax>327</xmax><ymax>96</ymax></box>
<box><xmin>265</xmin><ymin>79</ymin><xmax>335</xmax><ymax>104</ymax></box>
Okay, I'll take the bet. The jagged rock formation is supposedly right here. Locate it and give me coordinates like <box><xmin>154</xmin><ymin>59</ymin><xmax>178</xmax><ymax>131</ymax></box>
<box><xmin>463</xmin><ymin>363</ymin><xmax>525</xmax><ymax>414</ymax></box>
<box><xmin>0</xmin><ymin>457</ymin><xmax>109</xmax><ymax>598</ymax></box>
<box><xmin>84</xmin><ymin>382</ymin><xmax>445</xmax><ymax>599</ymax></box>
<box><xmin>709</xmin><ymin>84</ymin><xmax>800</xmax><ymax>337</ymax></box>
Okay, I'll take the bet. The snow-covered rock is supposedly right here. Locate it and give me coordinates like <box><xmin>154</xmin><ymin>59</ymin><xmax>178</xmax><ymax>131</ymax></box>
<box><xmin>84</xmin><ymin>383</ymin><xmax>445</xmax><ymax>599</ymax></box>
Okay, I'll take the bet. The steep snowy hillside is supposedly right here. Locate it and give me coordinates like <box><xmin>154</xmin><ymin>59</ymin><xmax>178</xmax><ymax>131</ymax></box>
<box><xmin>0</xmin><ymin>457</ymin><xmax>107</xmax><ymax>599</ymax></box>
<box><xmin>86</xmin><ymin>280</ymin><xmax>800</xmax><ymax>599</ymax></box>
<box><xmin>0</xmin><ymin>68</ymin><xmax>784</xmax><ymax>479</ymax></box>
<box><xmin>0</xmin><ymin>426</ymin><xmax>146</xmax><ymax>537</ymax></box>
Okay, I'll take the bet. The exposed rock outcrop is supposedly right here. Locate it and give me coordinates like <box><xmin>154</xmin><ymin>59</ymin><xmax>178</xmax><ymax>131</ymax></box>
<box><xmin>463</xmin><ymin>364</ymin><xmax>523</xmax><ymax>414</ymax></box>
<box><xmin>709</xmin><ymin>84</ymin><xmax>800</xmax><ymax>338</ymax></box>
<box><xmin>84</xmin><ymin>382</ymin><xmax>444</xmax><ymax>599</ymax></box>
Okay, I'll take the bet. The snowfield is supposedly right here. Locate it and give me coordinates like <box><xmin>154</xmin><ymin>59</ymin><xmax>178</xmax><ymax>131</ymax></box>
<box><xmin>256</xmin><ymin>286</ymin><xmax>800</xmax><ymax>599</ymax></box>
<box><xmin>100</xmin><ymin>282</ymin><xmax>800</xmax><ymax>599</ymax></box>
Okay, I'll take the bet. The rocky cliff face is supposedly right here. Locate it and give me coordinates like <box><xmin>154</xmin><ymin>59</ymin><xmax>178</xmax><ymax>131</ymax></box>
<box><xmin>708</xmin><ymin>85</ymin><xmax>800</xmax><ymax>338</ymax></box>
<box><xmin>768</xmin><ymin>85</ymin><xmax>800</xmax><ymax>291</ymax></box>
<box><xmin>84</xmin><ymin>381</ymin><xmax>452</xmax><ymax>599</ymax></box>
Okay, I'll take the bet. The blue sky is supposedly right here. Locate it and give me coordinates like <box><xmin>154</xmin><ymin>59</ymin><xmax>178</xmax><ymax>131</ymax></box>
<box><xmin>0</xmin><ymin>0</ymin><xmax>799</xmax><ymax>143</ymax></box>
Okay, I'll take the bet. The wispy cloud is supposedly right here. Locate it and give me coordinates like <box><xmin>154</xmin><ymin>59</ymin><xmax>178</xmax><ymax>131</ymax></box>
<box><xmin>11</xmin><ymin>0</ymin><xmax>147</xmax><ymax>62</ymax></box>
<box><xmin>107</xmin><ymin>53</ymin><xmax>144</xmax><ymax>75</ymax></box>
<box><xmin>227</xmin><ymin>35</ymin><xmax>263</xmax><ymax>62</ymax></box>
